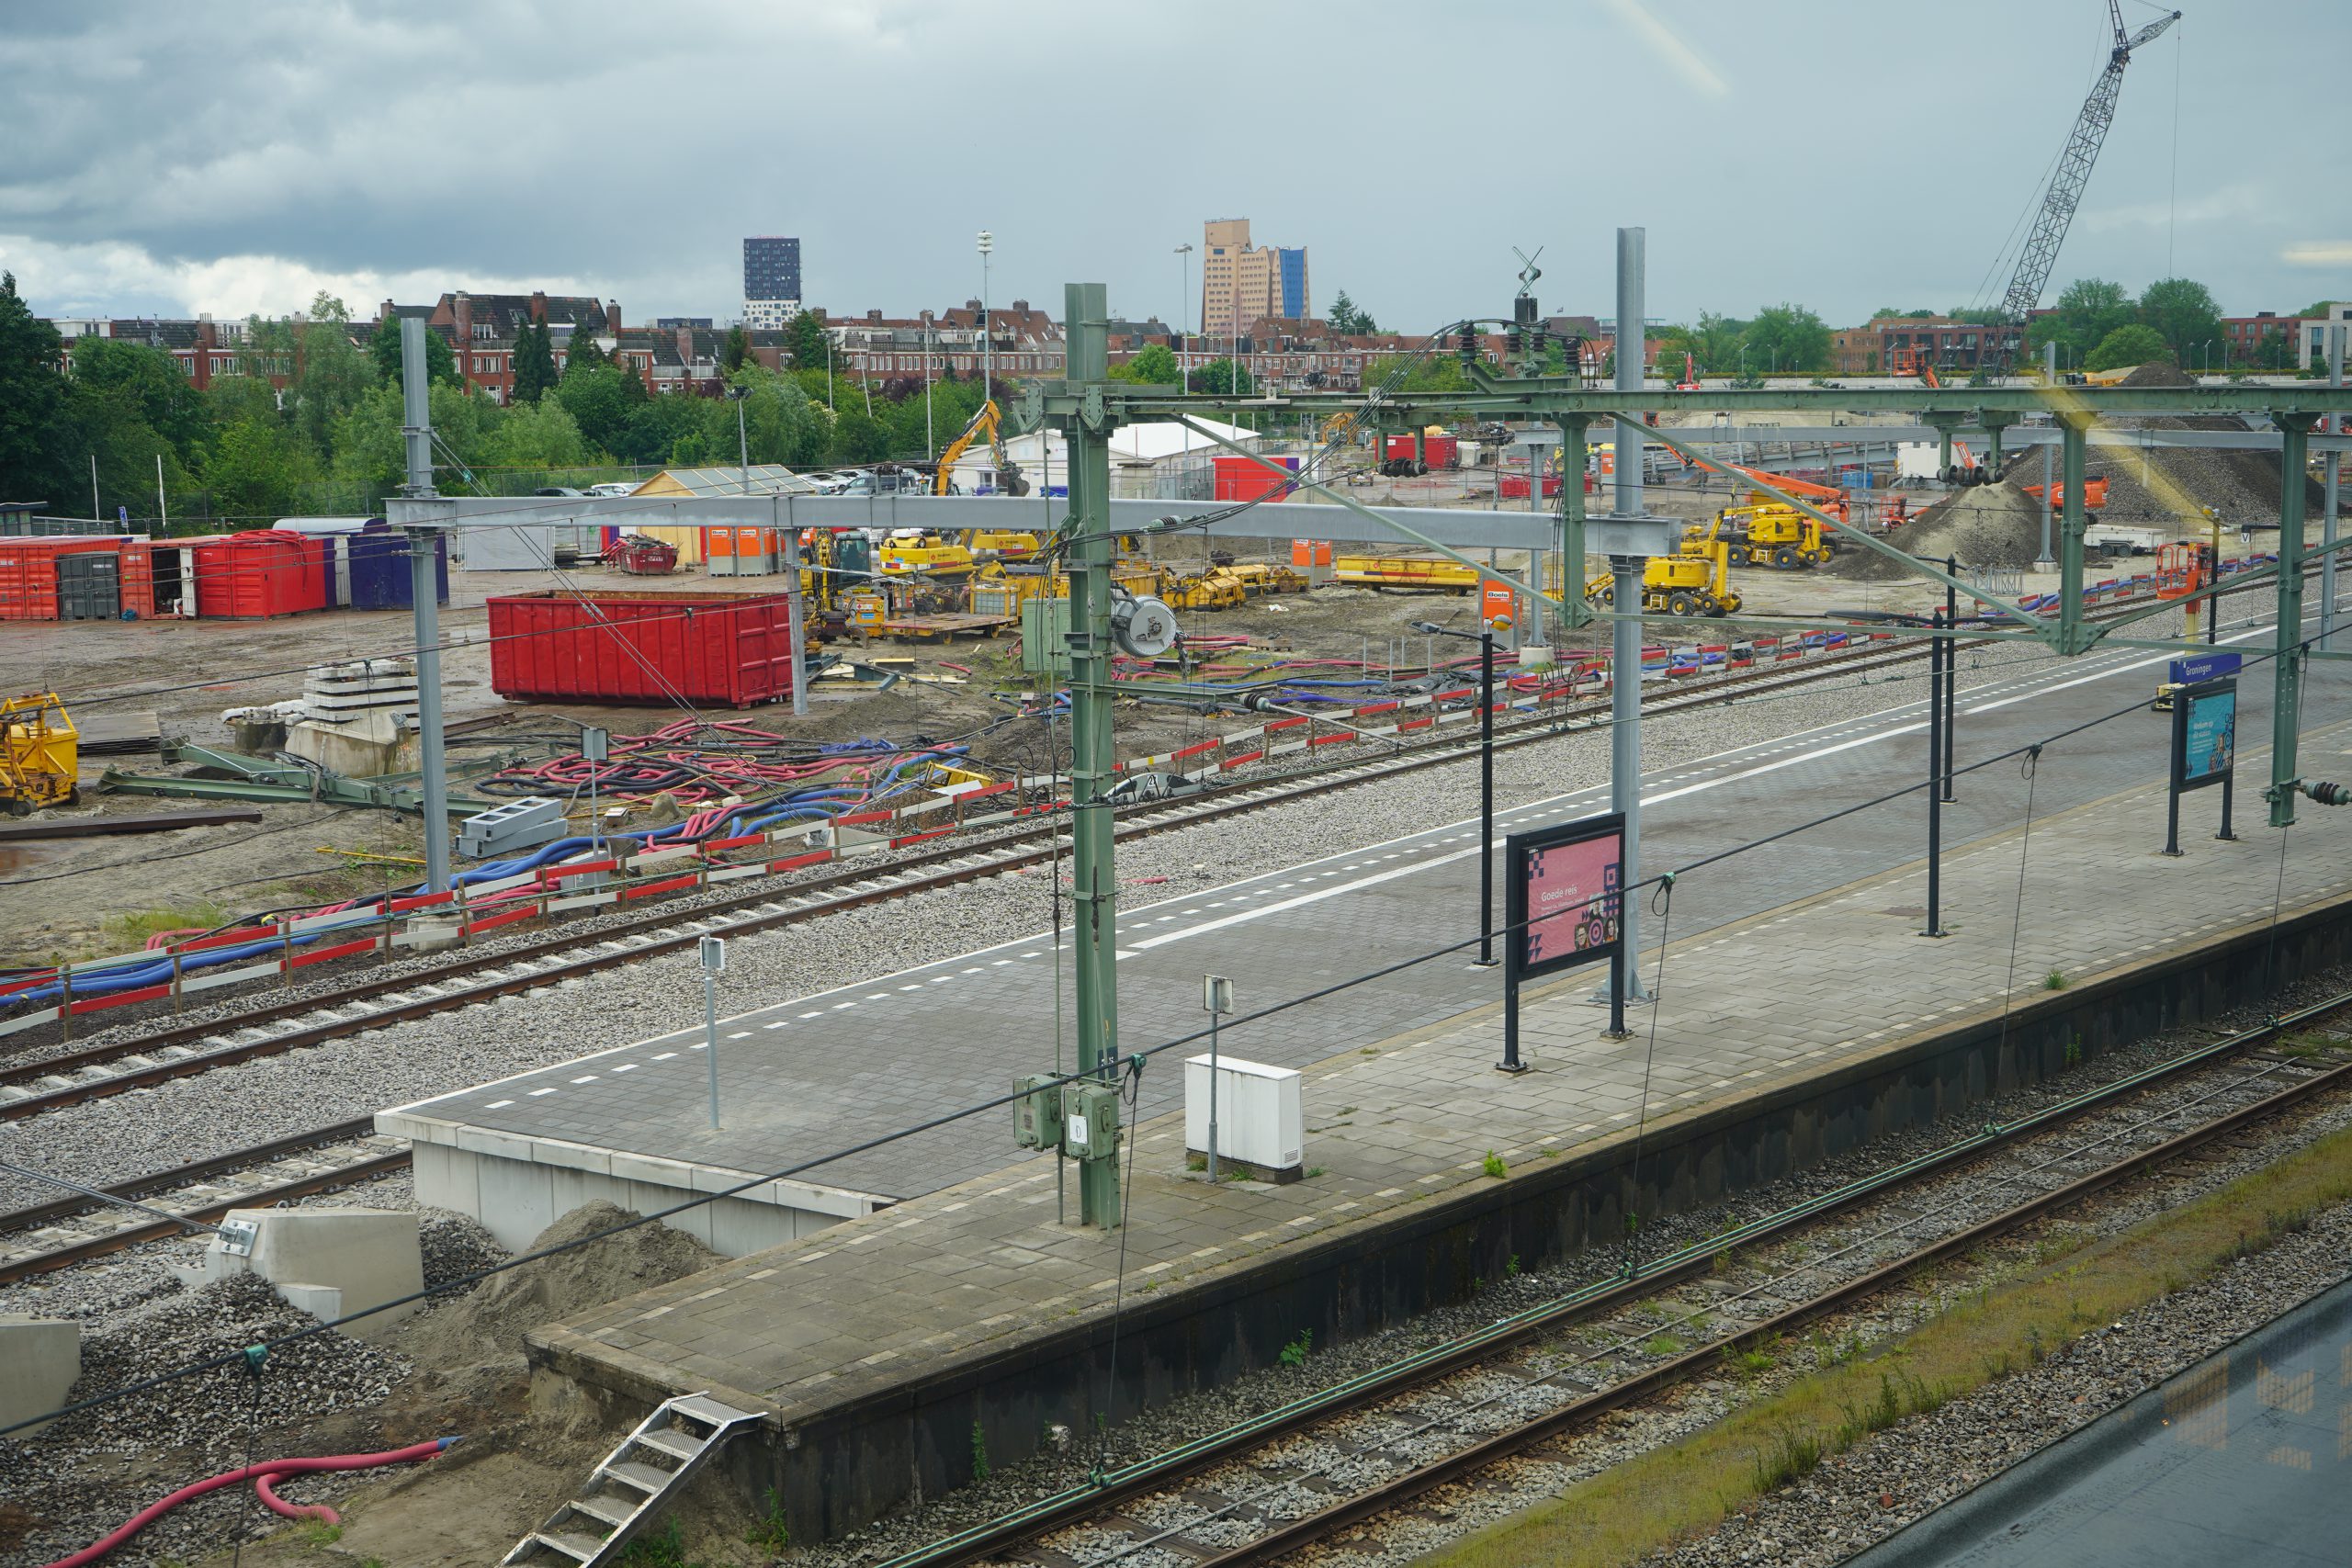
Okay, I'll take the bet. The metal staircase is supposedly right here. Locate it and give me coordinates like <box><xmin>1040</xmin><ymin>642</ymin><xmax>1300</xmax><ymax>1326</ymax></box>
<box><xmin>501</xmin><ymin>1392</ymin><xmax>765</xmax><ymax>1565</ymax></box>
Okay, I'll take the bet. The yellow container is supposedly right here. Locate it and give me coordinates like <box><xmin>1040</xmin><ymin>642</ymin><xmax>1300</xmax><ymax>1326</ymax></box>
<box><xmin>1</xmin><ymin>693</ymin><xmax>79</xmax><ymax>811</ymax></box>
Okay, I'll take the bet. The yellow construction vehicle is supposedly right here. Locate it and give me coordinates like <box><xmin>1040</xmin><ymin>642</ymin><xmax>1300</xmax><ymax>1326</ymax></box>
<box><xmin>931</xmin><ymin>400</ymin><xmax>1043</xmax><ymax>560</ymax></box>
<box><xmin>1709</xmin><ymin>505</ymin><xmax>1836</xmax><ymax>569</ymax></box>
<box><xmin>1</xmin><ymin>693</ymin><xmax>78</xmax><ymax>814</ymax></box>
<box><xmin>1585</xmin><ymin>540</ymin><xmax>1742</xmax><ymax>618</ymax></box>
<box><xmin>1163</xmin><ymin>569</ymin><xmax>1247</xmax><ymax>611</ymax></box>
<box><xmin>876</xmin><ymin>532</ymin><xmax>979</xmax><ymax>579</ymax></box>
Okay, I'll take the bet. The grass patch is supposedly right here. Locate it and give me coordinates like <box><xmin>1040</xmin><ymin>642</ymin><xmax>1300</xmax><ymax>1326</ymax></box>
<box><xmin>1424</xmin><ymin>1118</ymin><xmax>2352</xmax><ymax>1568</ymax></box>
<box><xmin>2043</xmin><ymin>968</ymin><xmax>2068</xmax><ymax>990</ymax></box>
<box><xmin>1483</xmin><ymin>1151</ymin><xmax>1509</xmax><ymax>1179</ymax></box>
<box><xmin>745</xmin><ymin>1487</ymin><xmax>790</xmax><ymax>1552</ymax></box>
<box><xmin>1643</xmin><ymin>1333</ymin><xmax>1687</xmax><ymax>1357</ymax></box>
<box><xmin>1279</xmin><ymin>1329</ymin><xmax>1313</xmax><ymax>1368</ymax></box>
<box><xmin>296</xmin><ymin>1519</ymin><xmax>344</xmax><ymax>1547</ymax></box>
<box><xmin>99</xmin><ymin>900</ymin><xmax>230</xmax><ymax>951</ymax></box>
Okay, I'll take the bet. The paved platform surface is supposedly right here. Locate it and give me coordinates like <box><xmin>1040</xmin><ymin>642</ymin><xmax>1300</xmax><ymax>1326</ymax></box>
<box><xmin>386</xmin><ymin>603</ymin><xmax>2344</xmax><ymax>1202</ymax></box>
<box><xmin>521</xmin><ymin>702</ymin><xmax>2352</xmax><ymax>1425</ymax></box>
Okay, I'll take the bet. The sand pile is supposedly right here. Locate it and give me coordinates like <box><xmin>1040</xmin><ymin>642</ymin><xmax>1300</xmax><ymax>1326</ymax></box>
<box><xmin>401</xmin><ymin>1200</ymin><xmax>721</xmax><ymax>1372</ymax></box>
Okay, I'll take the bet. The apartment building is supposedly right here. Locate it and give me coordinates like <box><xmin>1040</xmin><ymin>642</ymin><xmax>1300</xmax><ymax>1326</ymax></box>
<box><xmin>1199</xmin><ymin>219</ymin><xmax>1309</xmax><ymax>340</ymax></box>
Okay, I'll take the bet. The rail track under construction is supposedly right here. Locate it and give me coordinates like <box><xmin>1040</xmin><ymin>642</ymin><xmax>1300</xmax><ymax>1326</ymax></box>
<box><xmin>1</xmin><ymin>627</ymin><xmax>1950</xmax><ymax>1119</ymax></box>
<box><xmin>871</xmin><ymin>992</ymin><xmax>2352</xmax><ymax>1568</ymax></box>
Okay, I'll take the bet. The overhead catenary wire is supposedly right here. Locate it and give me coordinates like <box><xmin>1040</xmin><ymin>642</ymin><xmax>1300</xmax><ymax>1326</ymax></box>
<box><xmin>6</xmin><ymin>601</ymin><xmax>2331</xmax><ymax>1437</ymax></box>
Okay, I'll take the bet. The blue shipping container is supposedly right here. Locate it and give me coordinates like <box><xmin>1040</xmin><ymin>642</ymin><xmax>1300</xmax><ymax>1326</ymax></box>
<box><xmin>348</xmin><ymin>523</ymin><xmax>450</xmax><ymax>610</ymax></box>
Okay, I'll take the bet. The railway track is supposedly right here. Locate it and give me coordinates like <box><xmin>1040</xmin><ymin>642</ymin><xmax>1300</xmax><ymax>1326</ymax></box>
<box><xmin>873</xmin><ymin>993</ymin><xmax>2352</xmax><ymax>1568</ymax></box>
<box><xmin>0</xmin><ymin>633</ymin><xmax>1944</xmax><ymax>1119</ymax></box>
<box><xmin>0</xmin><ymin>1120</ymin><xmax>409</xmax><ymax>1284</ymax></box>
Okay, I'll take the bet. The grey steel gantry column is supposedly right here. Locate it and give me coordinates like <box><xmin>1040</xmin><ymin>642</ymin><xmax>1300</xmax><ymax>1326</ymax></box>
<box><xmin>1600</xmin><ymin>227</ymin><xmax>1650</xmax><ymax>1007</ymax></box>
<box><xmin>2057</xmin><ymin>412</ymin><xmax>2093</xmax><ymax>655</ymax></box>
<box><xmin>2035</xmin><ymin>344</ymin><xmax>2058</xmax><ymax>570</ymax></box>
<box><xmin>1064</xmin><ymin>281</ymin><xmax>1122</xmax><ymax>1228</ymax></box>
<box><xmin>2324</xmin><ymin>326</ymin><xmax>2343</xmax><ymax>652</ymax></box>
<box><xmin>399</xmin><ymin>318</ymin><xmax>451</xmax><ymax>896</ymax></box>
<box><xmin>2272</xmin><ymin>410</ymin><xmax>2319</xmax><ymax>829</ymax></box>
<box><xmin>1556</xmin><ymin>416</ymin><xmax>1592</xmax><ymax>636</ymax></box>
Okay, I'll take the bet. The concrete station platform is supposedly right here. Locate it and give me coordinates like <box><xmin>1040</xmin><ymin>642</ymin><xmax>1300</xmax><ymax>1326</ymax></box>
<box><xmin>379</xmin><ymin>626</ymin><xmax>2352</xmax><ymax>1539</ymax></box>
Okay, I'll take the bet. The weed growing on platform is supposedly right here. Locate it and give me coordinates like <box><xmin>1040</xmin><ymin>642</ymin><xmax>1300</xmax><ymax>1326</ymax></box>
<box><xmin>1726</xmin><ymin>1342</ymin><xmax>1775</xmax><ymax>1377</ymax></box>
<box><xmin>1280</xmin><ymin>1329</ymin><xmax>1313</xmax><ymax>1367</ymax></box>
<box><xmin>745</xmin><ymin>1488</ymin><xmax>790</xmax><ymax>1552</ymax></box>
<box><xmin>1506</xmin><ymin>1254</ymin><xmax>1521</xmax><ymax>1277</ymax></box>
<box><xmin>1306</xmin><ymin>1166</ymin><xmax>1326</xmax><ymax>1179</ymax></box>
<box><xmin>2044</xmin><ymin>968</ymin><xmax>2068</xmax><ymax>990</ymax></box>
<box><xmin>1483</xmin><ymin>1151</ymin><xmax>1508</xmax><ymax>1179</ymax></box>
<box><xmin>619</xmin><ymin>1521</ymin><xmax>690</xmax><ymax>1566</ymax></box>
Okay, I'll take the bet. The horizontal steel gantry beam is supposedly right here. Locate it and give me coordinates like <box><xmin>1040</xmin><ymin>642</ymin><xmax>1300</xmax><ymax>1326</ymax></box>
<box><xmin>386</xmin><ymin>492</ymin><xmax>1571</xmax><ymax>550</ymax></box>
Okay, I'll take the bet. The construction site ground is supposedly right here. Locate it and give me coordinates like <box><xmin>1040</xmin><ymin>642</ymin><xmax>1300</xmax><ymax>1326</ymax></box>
<box><xmin>6</xmin><ymin>410</ymin><xmax>2328</xmax><ymax>969</ymax></box>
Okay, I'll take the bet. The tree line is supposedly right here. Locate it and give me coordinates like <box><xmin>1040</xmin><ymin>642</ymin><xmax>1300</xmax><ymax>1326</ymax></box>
<box><xmin>0</xmin><ymin>279</ymin><xmax>1026</xmax><ymax>526</ymax></box>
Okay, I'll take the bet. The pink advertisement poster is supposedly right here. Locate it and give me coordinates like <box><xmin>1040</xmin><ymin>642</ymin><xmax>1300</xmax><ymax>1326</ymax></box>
<box><xmin>1524</xmin><ymin>832</ymin><xmax>1623</xmax><ymax>968</ymax></box>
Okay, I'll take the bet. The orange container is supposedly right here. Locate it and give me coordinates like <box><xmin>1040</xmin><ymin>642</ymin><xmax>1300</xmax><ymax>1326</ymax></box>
<box><xmin>1290</xmin><ymin>540</ymin><xmax>1333</xmax><ymax>569</ymax></box>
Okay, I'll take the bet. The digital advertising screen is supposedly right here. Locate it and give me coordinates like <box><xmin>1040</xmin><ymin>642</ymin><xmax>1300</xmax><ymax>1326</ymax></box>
<box><xmin>1506</xmin><ymin>813</ymin><xmax>1625</xmax><ymax>983</ymax></box>
<box><xmin>2178</xmin><ymin>681</ymin><xmax>2237</xmax><ymax>790</ymax></box>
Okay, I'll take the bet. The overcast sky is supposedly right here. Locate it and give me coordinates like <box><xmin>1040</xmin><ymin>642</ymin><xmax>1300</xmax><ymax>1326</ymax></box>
<box><xmin>5</xmin><ymin>0</ymin><xmax>2346</xmax><ymax>332</ymax></box>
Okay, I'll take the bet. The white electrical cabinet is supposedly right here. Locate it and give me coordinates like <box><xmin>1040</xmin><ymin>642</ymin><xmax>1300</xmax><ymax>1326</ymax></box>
<box><xmin>1185</xmin><ymin>1055</ymin><xmax>1304</xmax><ymax>1175</ymax></box>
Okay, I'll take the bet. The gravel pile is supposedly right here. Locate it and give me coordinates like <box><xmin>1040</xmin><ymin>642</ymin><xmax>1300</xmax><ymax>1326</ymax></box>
<box><xmin>1829</xmin><ymin>481</ymin><xmax>2045</xmax><ymax>581</ymax></box>
<box><xmin>0</xmin><ymin>1273</ymin><xmax>407</xmax><ymax>1568</ymax></box>
<box><xmin>0</xmin><ymin>653</ymin><xmax>1985</xmax><ymax>1215</ymax></box>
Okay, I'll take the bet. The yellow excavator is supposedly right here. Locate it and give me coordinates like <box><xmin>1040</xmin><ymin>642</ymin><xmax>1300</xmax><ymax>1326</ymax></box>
<box><xmin>1690</xmin><ymin>507</ymin><xmax>1835</xmax><ymax>570</ymax></box>
<box><xmin>926</xmin><ymin>400</ymin><xmax>1042</xmax><ymax>566</ymax></box>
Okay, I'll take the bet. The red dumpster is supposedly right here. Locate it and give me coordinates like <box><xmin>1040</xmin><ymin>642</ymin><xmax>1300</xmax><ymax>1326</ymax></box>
<box><xmin>486</xmin><ymin>590</ymin><xmax>798</xmax><ymax>707</ymax></box>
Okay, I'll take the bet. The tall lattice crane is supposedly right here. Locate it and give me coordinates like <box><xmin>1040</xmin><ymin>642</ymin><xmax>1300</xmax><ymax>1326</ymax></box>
<box><xmin>1988</xmin><ymin>1</ymin><xmax>2180</xmax><ymax>374</ymax></box>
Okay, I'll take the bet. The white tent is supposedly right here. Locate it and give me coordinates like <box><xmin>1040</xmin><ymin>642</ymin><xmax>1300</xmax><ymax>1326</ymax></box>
<box><xmin>946</xmin><ymin>418</ymin><xmax>1263</xmax><ymax>497</ymax></box>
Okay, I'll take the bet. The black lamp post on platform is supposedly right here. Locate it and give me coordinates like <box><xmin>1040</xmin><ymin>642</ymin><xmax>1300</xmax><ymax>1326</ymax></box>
<box><xmin>1415</xmin><ymin>617</ymin><xmax>1503</xmax><ymax>967</ymax></box>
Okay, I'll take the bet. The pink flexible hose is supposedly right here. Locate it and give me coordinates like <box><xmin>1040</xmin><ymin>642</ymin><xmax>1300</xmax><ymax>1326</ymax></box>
<box><xmin>39</xmin><ymin>1438</ymin><xmax>457</xmax><ymax>1568</ymax></box>
<box><xmin>253</xmin><ymin>1471</ymin><xmax>336</xmax><ymax>1524</ymax></box>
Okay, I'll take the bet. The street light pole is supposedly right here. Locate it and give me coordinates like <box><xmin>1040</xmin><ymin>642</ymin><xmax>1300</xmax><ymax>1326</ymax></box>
<box><xmin>978</xmin><ymin>230</ymin><xmax>994</xmax><ymax>406</ymax></box>
<box><xmin>1175</xmin><ymin>243</ymin><xmax>1193</xmax><ymax>394</ymax></box>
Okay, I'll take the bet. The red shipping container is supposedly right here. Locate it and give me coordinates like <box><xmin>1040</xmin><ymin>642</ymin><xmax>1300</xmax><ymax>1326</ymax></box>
<box><xmin>1384</xmin><ymin>434</ymin><xmax>1460</xmax><ymax>468</ymax></box>
<box><xmin>0</xmin><ymin>536</ymin><xmax>150</xmax><ymax>622</ymax></box>
<box><xmin>1497</xmin><ymin>474</ymin><xmax>1564</xmax><ymax>499</ymax></box>
<box><xmin>486</xmin><ymin>590</ymin><xmax>799</xmax><ymax>707</ymax></box>
<box><xmin>1212</xmin><ymin>455</ymin><xmax>1297</xmax><ymax>503</ymax></box>
<box><xmin>195</xmin><ymin>531</ymin><xmax>329</xmax><ymax>618</ymax></box>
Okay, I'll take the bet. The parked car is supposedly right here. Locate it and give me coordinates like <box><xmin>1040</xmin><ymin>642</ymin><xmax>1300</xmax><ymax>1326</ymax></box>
<box><xmin>532</xmin><ymin>486</ymin><xmax>587</xmax><ymax>497</ymax></box>
<box><xmin>585</xmin><ymin>481</ymin><xmax>637</xmax><ymax>498</ymax></box>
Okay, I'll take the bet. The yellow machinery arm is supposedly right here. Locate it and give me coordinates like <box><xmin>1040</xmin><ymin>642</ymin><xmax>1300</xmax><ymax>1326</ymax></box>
<box><xmin>1</xmin><ymin>693</ymin><xmax>79</xmax><ymax>814</ymax></box>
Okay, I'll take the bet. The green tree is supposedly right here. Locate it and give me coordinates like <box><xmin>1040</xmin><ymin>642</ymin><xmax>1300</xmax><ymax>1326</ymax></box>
<box><xmin>1327</xmin><ymin>290</ymin><xmax>1378</xmax><ymax>334</ymax></box>
<box><xmin>2029</xmin><ymin>277</ymin><xmax>2136</xmax><ymax>364</ymax></box>
<box><xmin>205</xmin><ymin>373</ymin><xmax>281</xmax><ymax>431</ymax></box>
<box><xmin>2085</xmin><ymin>322</ymin><xmax>2172</xmax><ymax>373</ymax></box>
<box><xmin>512</xmin><ymin>320</ymin><xmax>558</xmax><ymax>405</ymax></box>
<box><xmin>732</xmin><ymin>366</ymin><xmax>831</xmax><ymax>466</ymax></box>
<box><xmin>67</xmin><ymin>337</ymin><xmax>209</xmax><ymax>459</ymax></box>
<box><xmin>825</xmin><ymin>406</ymin><xmax>889</xmax><ymax>464</ymax></box>
<box><xmin>784</xmin><ymin>310</ymin><xmax>830</xmax><ymax>374</ymax></box>
<box><xmin>1359</xmin><ymin>353</ymin><xmax>1469</xmax><ymax>395</ymax></box>
<box><xmin>483</xmin><ymin>395</ymin><xmax>586</xmax><ymax>469</ymax></box>
<box><xmin>0</xmin><ymin>271</ymin><xmax>77</xmax><ymax>507</ymax></box>
<box><xmin>1741</xmin><ymin>303</ymin><xmax>1831</xmax><ymax>373</ymax></box>
<box><xmin>1690</xmin><ymin>311</ymin><xmax>1747</xmax><ymax>370</ymax></box>
<box><xmin>2135</xmin><ymin>277</ymin><xmax>2225</xmax><ymax>364</ymax></box>
<box><xmin>563</xmin><ymin>330</ymin><xmax>608</xmax><ymax>377</ymax></box>
<box><xmin>720</xmin><ymin>324</ymin><xmax>752</xmax><ymax>375</ymax></box>
<box><xmin>204</xmin><ymin>413</ymin><xmax>318</xmax><ymax>518</ymax></box>
<box><xmin>554</xmin><ymin>365</ymin><xmax>633</xmax><ymax>457</ymax></box>
<box><xmin>366</xmin><ymin>315</ymin><xmax>459</xmax><ymax>387</ymax></box>
<box><xmin>1114</xmin><ymin>343</ymin><xmax>1180</xmax><ymax>385</ymax></box>
<box><xmin>1192</xmin><ymin>357</ymin><xmax>1254</xmax><ymax>396</ymax></box>
<box><xmin>286</xmin><ymin>311</ymin><xmax>378</xmax><ymax>456</ymax></box>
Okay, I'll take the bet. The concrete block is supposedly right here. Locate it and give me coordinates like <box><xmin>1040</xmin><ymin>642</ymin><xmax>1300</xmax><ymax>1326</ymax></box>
<box><xmin>0</xmin><ymin>1316</ymin><xmax>79</xmax><ymax>1435</ymax></box>
<box><xmin>203</xmin><ymin>1208</ymin><xmax>424</xmax><ymax>1341</ymax></box>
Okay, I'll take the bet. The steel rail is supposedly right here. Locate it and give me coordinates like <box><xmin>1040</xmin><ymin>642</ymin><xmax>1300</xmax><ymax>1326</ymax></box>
<box><xmin>0</xmin><ymin>1115</ymin><xmax>381</xmax><ymax>1235</ymax></box>
<box><xmin>0</xmin><ymin>1145</ymin><xmax>411</xmax><ymax>1284</ymax></box>
<box><xmin>0</xmin><ymin>637</ymin><xmax>1935</xmax><ymax>1115</ymax></box>
<box><xmin>876</xmin><ymin>990</ymin><xmax>2352</xmax><ymax>1568</ymax></box>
